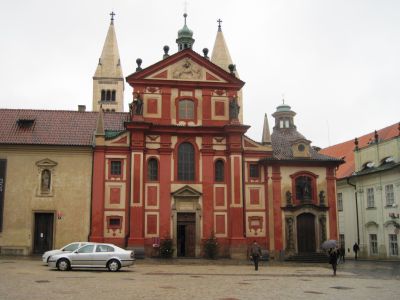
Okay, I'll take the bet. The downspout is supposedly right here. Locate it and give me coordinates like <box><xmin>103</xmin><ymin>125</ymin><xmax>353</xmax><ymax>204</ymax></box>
<box><xmin>346</xmin><ymin>178</ymin><xmax>360</xmax><ymax>245</ymax></box>
<box><xmin>242</xmin><ymin>146</ymin><xmax>246</xmax><ymax>239</ymax></box>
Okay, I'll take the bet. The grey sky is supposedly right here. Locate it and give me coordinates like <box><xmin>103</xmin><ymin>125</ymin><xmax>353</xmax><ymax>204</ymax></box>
<box><xmin>1</xmin><ymin>0</ymin><xmax>399</xmax><ymax>148</ymax></box>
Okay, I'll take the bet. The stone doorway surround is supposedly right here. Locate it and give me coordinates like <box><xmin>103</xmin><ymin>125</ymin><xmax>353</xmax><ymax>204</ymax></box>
<box><xmin>171</xmin><ymin>185</ymin><xmax>202</xmax><ymax>257</ymax></box>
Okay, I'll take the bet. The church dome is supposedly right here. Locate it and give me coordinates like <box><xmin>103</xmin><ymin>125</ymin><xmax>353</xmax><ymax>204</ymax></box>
<box><xmin>276</xmin><ymin>103</ymin><xmax>292</xmax><ymax>112</ymax></box>
<box><xmin>178</xmin><ymin>14</ymin><xmax>193</xmax><ymax>38</ymax></box>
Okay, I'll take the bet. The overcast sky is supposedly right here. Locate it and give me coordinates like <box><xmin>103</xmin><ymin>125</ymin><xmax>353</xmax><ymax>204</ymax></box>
<box><xmin>1</xmin><ymin>0</ymin><xmax>399</xmax><ymax>148</ymax></box>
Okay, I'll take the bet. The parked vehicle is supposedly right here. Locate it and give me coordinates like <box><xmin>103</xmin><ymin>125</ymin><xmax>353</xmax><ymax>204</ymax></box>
<box><xmin>47</xmin><ymin>243</ymin><xmax>135</xmax><ymax>272</ymax></box>
<box><xmin>42</xmin><ymin>242</ymin><xmax>88</xmax><ymax>263</ymax></box>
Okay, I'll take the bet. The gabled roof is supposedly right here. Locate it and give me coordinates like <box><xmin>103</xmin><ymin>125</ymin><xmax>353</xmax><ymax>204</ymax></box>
<box><xmin>126</xmin><ymin>48</ymin><xmax>244</xmax><ymax>89</ymax></box>
<box><xmin>0</xmin><ymin>109</ymin><xmax>128</xmax><ymax>147</ymax></box>
<box><xmin>320</xmin><ymin>122</ymin><xmax>399</xmax><ymax>179</ymax></box>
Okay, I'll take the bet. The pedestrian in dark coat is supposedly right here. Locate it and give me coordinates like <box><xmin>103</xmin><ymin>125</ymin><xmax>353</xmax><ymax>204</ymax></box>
<box><xmin>353</xmin><ymin>242</ymin><xmax>360</xmax><ymax>260</ymax></box>
<box><xmin>329</xmin><ymin>248</ymin><xmax>338</xmax><ymax>276</ymax></box>
<box><xmin>250</xmin><ymin>241</ymin><xmax>262</xmax><ymax>271</ymax></box>
<box><xmin>339</xmin><ymin>246</ymin><xmax>345</xmax><ymax>263</ymax></box>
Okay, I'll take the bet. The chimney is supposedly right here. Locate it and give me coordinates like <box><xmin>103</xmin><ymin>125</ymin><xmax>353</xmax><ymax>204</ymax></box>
<box><xmin>78</xmin><ymin>105</ymin><xmax>86</xmax><ymax>112</ymax></box>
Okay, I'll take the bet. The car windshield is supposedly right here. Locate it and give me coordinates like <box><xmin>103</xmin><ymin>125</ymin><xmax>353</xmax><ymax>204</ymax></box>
<box><xmin>77</xmin><ymin>245</ymin><xmax>95</xmax><ymax>253</ymax></box>
<box><xmin>63</xmin><ymin>243</ymin><xmax>80</xmax><ymax>252</ymax></box>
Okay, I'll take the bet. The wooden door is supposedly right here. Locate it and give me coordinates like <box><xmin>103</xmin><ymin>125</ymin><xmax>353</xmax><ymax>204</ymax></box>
<box><xmin>296</xmin><ymin>213</ymin><xmax>316</xmax><ymax>253</ymax></box>
<box><xmin>33</xmin><ymin>213</ymin><xmax>54</xmax><ymax>254</ymax></box>
<box><xmin>177</xmin><ymin>213</ymin><xmax>196</xmax><ymax>257</ymax></box>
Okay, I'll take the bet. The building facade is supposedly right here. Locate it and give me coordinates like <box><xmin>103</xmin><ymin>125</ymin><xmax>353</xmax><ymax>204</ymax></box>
<box><xmin>321</xmin><ymin>123</ymin><xmax>400</xmax><ymax>259</ymax></box>
<box><xmin>0</xmin><ymin>15</ymin><xmax>342</xmax><ymax>258</ymax></box>
<box><xmin>89</xmin><ymin>15</ymin><xmax>343</xmax><ymax>258</ymax></box>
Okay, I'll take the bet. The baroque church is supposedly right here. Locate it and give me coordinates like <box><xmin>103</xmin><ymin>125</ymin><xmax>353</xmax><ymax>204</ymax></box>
<box><xmin>0</xmin><ymin>14</ymin><xmax>342</xmax><ymax>259</ymax></box>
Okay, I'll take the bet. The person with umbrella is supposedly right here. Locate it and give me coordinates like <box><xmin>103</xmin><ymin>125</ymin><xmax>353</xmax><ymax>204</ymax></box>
<box><xmin>328</xmin><ymin>247</ymin><xmax>339</xmax><ymax>276</ymax></box>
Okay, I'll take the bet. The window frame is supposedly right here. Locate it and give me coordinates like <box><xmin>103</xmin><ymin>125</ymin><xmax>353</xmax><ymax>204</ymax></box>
<box><xmin>109</xmin><ymin>160</ymin><xmax>123</xmax><ymax>178</ymax></box>
<box><xmin>337</xmin><ymin>192</ymin><xmax>343</xmax><ymax>211</ymax></box>
<box><xmin>177</xmin><ymin>142</ymin><xmax>195</xmax><ymax>181</ymax></box>
<box><xmin>249</xmin><ymin>163</ymin><xmax>260</xmax><ymax>180</ymax></box>
<box><xmin>369</xmin><ymin>233</ymin><xmax>378</xmax><ymax>255</ymax></box>
<box><xmin>367</xmin><ymin>187</ymin><xmax>375</xmax><ymax>208</ymax></box>
<box><xmin>214</xmin><ymin>159</ymin><xmax>225</xmax><ymax>182</ymax></box>
<box><xmin>175</xmin><ymin>96</ymin><xmax>198</xmax><ymax>124</ymax></box>
<box><xmin>389</xmin><ymin>234</ymin><xmax>399</xmax><ymax>256</ymax></box>
<box><xmin>385</xmin><ymin>184</ymin><xmax>395</xmax><ymax>206</ymax></box>
<box><xmin>147</xmin><ymin>158</ymin><xmax>159</xmax><ymax>181</ymax></box>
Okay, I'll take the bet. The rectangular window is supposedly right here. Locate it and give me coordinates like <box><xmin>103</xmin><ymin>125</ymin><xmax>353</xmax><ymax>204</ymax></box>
<box><xmin>385</xmin><ymin>184</ymin><xmax>395</xmax><ymax>206</ymax></box>
<box><xmin>389</xmin><ymin>234</ymin><xmax>399</xmax><ymax>256</ymax></box>
<box><xmin>339</xmin><ymin>234</ymin><xmax>345</xmax><ymax>249</ymax></box>
<box><xmin>110</xmin><ymin>161</ymin><xmax>122</xmax><ymax>176</ymax></box>
<box><xmin>367</xmin><ymin>188</ymin><xmax>375</xmax><ymax>208</ymax></box>
<box><xmin>337</xmin><ymin>192</ymin><xmax>343</xmax><ymax>211</ymax></box>
<box><xmin>249</xmin><ymin>164</ymin><xmax>260</xmax><ymax>179</ymax></box>
<box><xmin>369</xmin><ymin>234</ymin><xmax>378</xmax><ymax>255</ymax></box>
<box><xmin>107</xmin><ymin>216</ymin><xmax>122</xmax><ymax>229</ymax></box>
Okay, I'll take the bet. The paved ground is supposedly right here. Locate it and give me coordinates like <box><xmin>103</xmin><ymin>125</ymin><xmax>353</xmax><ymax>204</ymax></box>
<box><xmin>0</xmin><ymin>257</ymin><xmax>399</xmax><ymax>300</ymax></box>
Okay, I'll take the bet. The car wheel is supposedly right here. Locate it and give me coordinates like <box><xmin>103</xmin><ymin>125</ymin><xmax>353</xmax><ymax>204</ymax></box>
<box><xmin>107</xmin><ymin>259</ymin><xmax>121</xmax><ymax>272</ymax></box>
<box><xmin>57</xmin><ymin>258</ymin><xmax>70</xmax><ymax>271</ymax></box>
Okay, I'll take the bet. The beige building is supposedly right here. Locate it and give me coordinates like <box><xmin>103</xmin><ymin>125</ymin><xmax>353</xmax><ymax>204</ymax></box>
<box><xmin>321</xmin><ymin>123</ymin><xmax>400</xmax><ymax>259</ymax></box>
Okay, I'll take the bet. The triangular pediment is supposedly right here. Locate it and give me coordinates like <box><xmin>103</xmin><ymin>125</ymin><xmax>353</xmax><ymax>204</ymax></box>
<box><xmin>243</xmin><ymin>136</ymin><xmax>273</xmax><ymax>152</ymax></box>
<box><xmin>36</xmin><ymin>158</ymin><xmax>58</xmax><ymax>168</ymax></box>
<box><xmin>126</xmin><ymin>49</ymin><xmax>244</xmax><ymax>89</ymax></box>
<box><xmin>171</xmin><ymin>185</ymin><xmax>202</xmax><ymax>198</ymax></box>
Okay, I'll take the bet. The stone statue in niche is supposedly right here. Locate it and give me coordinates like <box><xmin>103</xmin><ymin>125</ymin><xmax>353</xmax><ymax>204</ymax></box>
<box><xmin>229</xmin><ymin>96</ymin><xmax>240</xmax><ymax>120</ymax></box>
<box><xmin>41</xmin><ymin>169</ymin><xmax>51</xmax><ymax>192</ymax></box>
<box><xmin>319</xmin><ymin>190</ymin><xmax>325</xmax><ymax>205</ymax></box>
<box><xmin>129</xmin><ymin>92</ymin><xmax>143</xmax><ymax>116</ymax></box>
<box><xmin>172</xmin><ymin>58</ymin><xmax>202</xmax><ymax>79</ymax></box>
<box><xmin>286</xmin><ymin>217</ymin><xmax>295</xmax><ymax>251</ymax></box>
<box><xmin>286</xmin><ymin>191</ymin><xmax>292</xmax><ymax>206</ymax></box>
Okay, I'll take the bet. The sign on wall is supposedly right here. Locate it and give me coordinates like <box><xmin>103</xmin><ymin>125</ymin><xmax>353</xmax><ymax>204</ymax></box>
<box><xmin>0</xmin><ymin>159</ymin><xmax>6</xmax><ymax>232</ymax></box>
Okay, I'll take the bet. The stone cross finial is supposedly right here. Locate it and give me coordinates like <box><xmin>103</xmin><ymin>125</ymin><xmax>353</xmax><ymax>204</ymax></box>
<box><xmin>217</xmin><ymin>19</ymin><xmax>222</xmax><ymax>31</ymax></box>
<box><xmin>110</xmin><ymin>11</ymin><xmax>115</xmax><ymax>24</ymax></box>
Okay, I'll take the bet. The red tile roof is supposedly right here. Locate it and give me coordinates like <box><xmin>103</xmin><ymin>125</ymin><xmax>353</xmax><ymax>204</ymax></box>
<box><xmin>0</xmin><ymin>109</ymin><xmax>129</xmax><ymax>146</ymax></box>
<box><xmin>320</xmin><ymin>122</ymin><xmax>399</xmax><ymax>179</ymax></box>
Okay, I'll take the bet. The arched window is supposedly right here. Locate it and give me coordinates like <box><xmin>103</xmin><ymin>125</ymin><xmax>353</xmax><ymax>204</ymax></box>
<box><xmin>111</xmin><ymin>90</ymin><xmax>116</xmax><ymax>101</ymax></box>
<box><xmin>106</xmin><ymin>90</ymin><xmax>111</xmax><ymax>101</ymax></box>
<box><xmin>215</xmin><ymin>160</ymin><xmax>224</xmax><ymax>182</ymax></box>
<box><xmin>178</xmin><ymin>100</ymin><xmax>194</xmax><ymax>120</ymax></box>
<box><xmin>178</xmin><ymin>142</ymin><xmax>195</xmax><ymax>181</ymax></box>
<box><xmin>295</xmin><ymin>176</ymin><xmax>312</xmax><ymax>202</ymax></box>
<box><xmin>147</xmin><ymin>158</ymin><xmax>158</xmax><ymax>181</ymax></box>
<box><xmin>101</xmin><ymin>90</ymin><xmax>106</xmax><ymax>101</ymax></box>
<box><xmin>41</xmin><ymin>169</ymin><xmax>51</xmax><ymax>192</ymax></box>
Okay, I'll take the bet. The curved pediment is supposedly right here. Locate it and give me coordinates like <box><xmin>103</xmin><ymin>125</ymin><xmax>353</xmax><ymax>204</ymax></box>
<box><xmin>365</xmin><ymin>221</ymin><xmax>379</xmax><ymax>228</ymax></box>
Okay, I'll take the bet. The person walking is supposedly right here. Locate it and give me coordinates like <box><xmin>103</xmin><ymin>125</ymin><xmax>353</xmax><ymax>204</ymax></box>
<box><xmin>250</xmin><ymin>240</ymin><xmax>262</xmax><ymax>271</ymax></box>
<box><xmin>353</xmin><ymin>242</ymin><xmax>360</xmax><ymax>260</ymax></box>
<box><xmin>339</xmin><ymin>246</ymin><xmax>345</xmax><ymax>263</ymax></box>
<box><xmin>328</xmin><ymin>248</ymin><xmax>338</xmax><ymax>276</ymax></box>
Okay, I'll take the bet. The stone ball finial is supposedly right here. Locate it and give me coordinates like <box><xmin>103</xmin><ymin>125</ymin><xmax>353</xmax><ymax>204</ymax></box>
<box><xmin>163</xmin><ymin>45</ymin><xmax>170</xmax><ymax>59</ymax></box>
<box><xmin>228</xmin><ymin>64</ymin><xmax>236</xmax><ymax>75</ymax></box>
<box><xmin>136</xmin><ymin>58</ymin><xmax>143</xmax><ymax>72</ymax></box>
<box><xmin>163</xmin><ymin>45</ymin><xmax>170</xmax><ymax>54</ymax></box>
<box><xmin>202</xmin><ymin>48</ymin><xmax>209</xmax><ymax>58</ymax></box>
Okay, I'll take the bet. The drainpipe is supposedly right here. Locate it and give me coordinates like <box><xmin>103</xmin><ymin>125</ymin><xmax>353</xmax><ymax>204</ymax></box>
<box><xmin>346</xmin><ymin>178</ymin><xmax>360</xmax><ymax>245</ymax></box>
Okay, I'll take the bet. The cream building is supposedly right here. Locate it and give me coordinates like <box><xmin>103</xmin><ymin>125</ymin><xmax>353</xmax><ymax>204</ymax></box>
<box><xmin>322</xmin><ymin>123</ymin><xmax>400</xmax><ymax>259</ymax></box>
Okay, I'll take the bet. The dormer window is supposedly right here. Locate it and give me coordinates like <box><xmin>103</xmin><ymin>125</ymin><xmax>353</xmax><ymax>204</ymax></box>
<box><xmin>17</xmin><ymin>119</ymin><xmax>35</xmax><ymax>128</ymax></box>
<box><xmin>381</xmin><ymin>156</ymin><xmax>394</xmax><ymax>165</ymax></box>
<box><xmin>363</xmin><ymin>161</ymin><xmax>375</xmax><ymax>170</ymax></box>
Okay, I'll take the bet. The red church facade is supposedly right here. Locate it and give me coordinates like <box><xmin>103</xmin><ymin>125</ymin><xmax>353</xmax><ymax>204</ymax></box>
<box><xmin>89</xmin><ymin>46</ymin><xmax>342</xmax><ymax>258</ymax></box>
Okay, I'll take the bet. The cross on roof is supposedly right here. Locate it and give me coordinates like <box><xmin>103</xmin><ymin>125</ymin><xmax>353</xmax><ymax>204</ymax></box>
<box><xmin>110</xmin><ymin>11</ymin><xmax>115</xmax><ymax>24</ymax></box>
<box><xmin>217</xmin><ymin>18</ymin><xmax>222</xmax><ymax>31</ymax></box>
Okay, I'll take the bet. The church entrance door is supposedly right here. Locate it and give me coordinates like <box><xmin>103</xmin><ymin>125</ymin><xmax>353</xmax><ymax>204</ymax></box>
<box><xmin>177</xmin><ymin>213</ymin><xmax>195</xmax><ymax>257</ymax></box>
<box><xmin>33</xmin><ymin>212</ymin><xmax>54</xmax><ymax>254</ymax></box>
<box><xmin>296</xmin><ymin>213</ymin><xmax>316</xmax><ymax>253</ymax></box>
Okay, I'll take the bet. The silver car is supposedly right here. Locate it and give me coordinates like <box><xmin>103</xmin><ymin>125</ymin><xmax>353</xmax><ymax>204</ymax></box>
<box><xmin>42</xmin><ymin>242</ymin><xmax>88</xmax><ymax>264</ymax></box>
<box><xmin>48</xmin><ymin>243</ymin><xmax>135</xmax><ymax>272</ymax></box>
